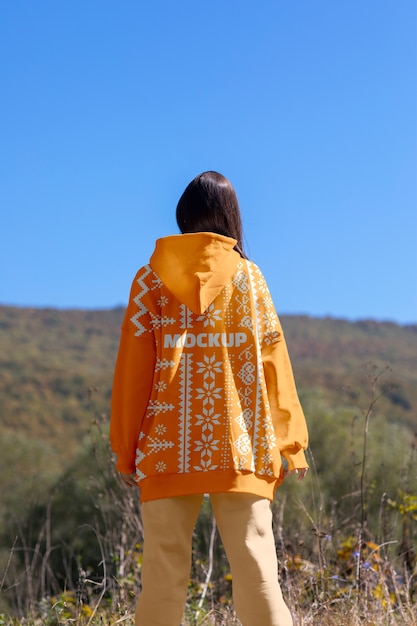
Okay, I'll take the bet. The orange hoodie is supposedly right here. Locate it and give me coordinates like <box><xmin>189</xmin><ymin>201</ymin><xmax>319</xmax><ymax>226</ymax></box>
<box><xmin>110</xmin><ymin>233</ymin><xmax>308</xmax><ymax>502</ymax></box>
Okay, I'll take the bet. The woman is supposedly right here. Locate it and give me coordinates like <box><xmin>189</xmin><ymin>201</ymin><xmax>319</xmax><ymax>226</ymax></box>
<box><xmin>110</xmin><ymin>171</ymin><xmax>309</xmax><ymax>626</ymax></box>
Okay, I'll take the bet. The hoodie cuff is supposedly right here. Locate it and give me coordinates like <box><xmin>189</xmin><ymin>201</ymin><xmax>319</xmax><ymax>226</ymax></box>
<box><xmin>115</xmin><ymin>455</ymin><xmax>136</xmax><ymax>474</ymax></box>
<box><xmin>282</xmin><ymin>449</ymin><xmax>309</xmax><ymax>471</ymax></box>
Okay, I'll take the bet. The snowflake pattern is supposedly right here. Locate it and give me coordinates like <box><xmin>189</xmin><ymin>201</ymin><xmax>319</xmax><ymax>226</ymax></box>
<box><xmin>261</xmin><ymin>452</ymin><xmax>274</xmax><ymax>465</ymax></box>
<box><xmin>193</xmin><ymin>432</ymin><xmax>220</xmax><ymax>471</ymax></box>
<box><xmin>263</xmin><ymin>310</ymin><xmax>278</xmax><ymax>332</ymax></box>
<box><xmin>196</xmin><ymin>354</ymin><xmax>223</xmax><ymax>380</ymax></box>
<box><xmin>195</xmin><ymin>407</ymin><xmax>221</xmax><ymax>432</ymax></box>
<box><xmin>158</xmin><ymin>295</ymin><xmax>169</xmax><ymax>307</ymax></box>
<box><xmin>257</xmin><ymin>466</ymin><xmax>274</xmax><ymax>477</ymax></box>
<box><xmin>155</xmin><ymin>461</ymin><xmax>167</xmax><ymax>472</ymax></box>
<box><xmin>197</xmin><ymin>303</ymin><xmax>222</xmax><ymax>327</ymax></box>
<box><xmin>195</xmin><ymin>381</ymin><xmax>222</xmax><ymax>407</ymax></box>
<box><xmin>130</xmin><ymin>258</ymin><xmax>291</xmax><ymax>484</ymax></box>
<box><xmin>260</xmin><ymin>432</ymin><xmax>277</xmax><ymax>450</ymax></box>
<box><xmin>194</xmin><ymin>432</ymin><xmax>220</xmax><ymax>454</ymax></box>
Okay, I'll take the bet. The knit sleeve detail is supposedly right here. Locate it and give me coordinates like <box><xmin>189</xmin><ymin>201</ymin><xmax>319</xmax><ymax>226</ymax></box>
<box><xmin>122</xmin><ymin>264</ymin><xmax>161</xmax><ymax>337</ymax></box>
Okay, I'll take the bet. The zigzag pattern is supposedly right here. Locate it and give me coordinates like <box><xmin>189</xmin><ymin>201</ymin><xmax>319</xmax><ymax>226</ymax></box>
<box><xmin>135</xmin><ymin>449</ymin><xmax>146</xmax><ymax>481</ymax></box>
<box><xmin>130</xmin><ymin>265</ymin><xmax>153</xmax><ymax>337</ymax></box>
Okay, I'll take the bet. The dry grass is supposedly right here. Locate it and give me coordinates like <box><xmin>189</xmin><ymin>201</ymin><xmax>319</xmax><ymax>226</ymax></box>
<box><xmin>1</xmin><ymin>364</ymin><xmax>415</xmax><ymax>626</ymax></box>
<box><xmin>0</xmin><ymin>604</ymin><xmax>416</xmax><ymax>626</ymax></box>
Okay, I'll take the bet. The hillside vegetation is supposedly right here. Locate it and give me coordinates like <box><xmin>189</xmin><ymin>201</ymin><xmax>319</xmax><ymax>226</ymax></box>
<box><xmin>0</xmin><ymin>306</ymin><xmax>415</xmax><ymax>455</ymax></box>
<box><xmin>0</xmin><ymin>305</ymin><xmax>416</xmax><ymax>623</ymax></box>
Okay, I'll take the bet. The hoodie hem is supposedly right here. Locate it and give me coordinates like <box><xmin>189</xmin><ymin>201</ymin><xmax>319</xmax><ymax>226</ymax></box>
<box><xmin>137</xmin><ymin>470</ymin><xmax>282</xmax><ymax>502</ymax></box>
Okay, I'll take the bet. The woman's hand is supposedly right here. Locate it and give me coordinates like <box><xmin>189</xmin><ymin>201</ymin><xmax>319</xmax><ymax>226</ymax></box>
<box><xmin>286</xmin><ymin>468</ymin><xmax>309</xmax><ymax>481</ymax></box>
<box><xmin>118</xmin><ymin>472</ymin><xmax>137</xmax><ymax>488</ymax></box>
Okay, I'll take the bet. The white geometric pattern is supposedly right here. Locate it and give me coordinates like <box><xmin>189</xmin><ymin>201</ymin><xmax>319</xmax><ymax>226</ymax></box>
<box><xmin>195</xmin><ymin>381</ymin><xmax>222</xmax><ymax>407</ymax></box>
<box><xmin>131</xmin><ymin>265</ymin><xmax>153</xmax><ymax>336</ymax></box>
<box><xmin>233</xmin><ymin>433</ymin><xmax>252</xmax><ymax>456</ymax></box>
<box><xmin>193</xmin><ymin>433</ymin><xmax>220</xmax><ymax>471</ymax></box>
<box><xmin>178</xmin><ymin>353</ymin><xmax>193</xmax><ymax>473</ymax></box>
<box><xmin>180</xmin><ymin>304</ymin><xmax>193</xmax><ymax>329</ymax></box>
<box><xmin>235</xmin><ymin>408</ymin><xmax>253</xmax><ymax>431</ymax></box>
<box><xmin>196</xmin><ymin>354</ymin><xmax>223</xmax><ymax>380</ymax></box>
<box><xmin>232</xmin><ymin>267</ymin><xmax>249</xmax><ymax>292</ymax></box>
<box><xmin>197</xmin><ymin>303</ymin><xmax>222</xmax><ymax>327</ymax></box>
<box><xmin>132</xmin><ymin>257</ymin><xmax>283</xmax><ymax>482</ymax></box>
<box><xmin>195</xmin><ymin>407</ymin><xmax>221</xmax><ymax>432</ymax></box>
<box><xmin>193</xmin><ymin>353</ymin><xmax>222</xmax><ymax>471</ymax></box>
<box><xmin>155</xmin><ymin>358</ymin><xmax>175</xmax><ymax>371</ymax></box>
<box><xmin>146</xmin><ymin>436</ymin><xmax>175</xmax><ymax>454</ymax></box>
<box><xmin>238</xmin><ymin>361</ymin><xmax>255</xmax><ymax>385</ymax></box>
<box><xmin>150</xmin><ymin>313</ymin><xmax>176</xmax><ymax>329</ymax></box>
<box><xmin>146</xmin><ymin>401</ymin><xmax>175</xmax><ymax>416</ymax></box>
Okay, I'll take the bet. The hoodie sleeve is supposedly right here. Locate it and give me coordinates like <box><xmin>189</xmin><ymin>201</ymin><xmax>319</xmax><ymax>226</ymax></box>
<box><xmin>110</xmin><ymin>330</ymin><xmax>156</xmax><ymax>473</ymax></box>
<box><xmin>262</xmin><ymin>338</ymin><xmax>309</xmax><ymax>470</ymax></box>
<box><xmin>250</xmin><ymin>263</ymin><xmax>309</xmax><ymax>469</ymax></box>
<box><xmin>110</xmin><ymin>269</ymin><xmax>157</xmax><ymax>473</ymax></box>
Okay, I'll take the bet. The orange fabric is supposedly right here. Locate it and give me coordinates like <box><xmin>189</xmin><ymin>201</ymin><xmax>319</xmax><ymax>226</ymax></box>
<box><xmin>150</xmin><ymin>233</ymin><xmax>242</xmax><ymax>315</ymax></box>
<box><xmin>110</xmin><ymin>233</ymin><xmax>308</xmax><ymax>501</ymax></box>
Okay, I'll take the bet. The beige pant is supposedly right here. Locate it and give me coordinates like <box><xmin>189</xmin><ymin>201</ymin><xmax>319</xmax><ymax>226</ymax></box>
<box><xmin>135</xmin><ymin>493</ymin><xmax>293</xmax><ymax>626</ymax></box>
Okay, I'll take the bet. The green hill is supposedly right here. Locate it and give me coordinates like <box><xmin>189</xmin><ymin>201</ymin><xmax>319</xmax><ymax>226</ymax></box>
<box><xmin>0</xmin><ymin>305</ymin><xmax>416</xmax><ymax>618</ymax></box>
<box><xmin>0</xmin><ymin>305</ymin><xmax>415</xmax><ymax>458</ymax></box>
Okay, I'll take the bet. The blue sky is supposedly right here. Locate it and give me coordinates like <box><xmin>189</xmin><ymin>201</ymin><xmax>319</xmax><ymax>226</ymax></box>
<box><xmin>1</xmin><ymin>0</ymin><xmax>416</xmax><ymax>324</ymax></box>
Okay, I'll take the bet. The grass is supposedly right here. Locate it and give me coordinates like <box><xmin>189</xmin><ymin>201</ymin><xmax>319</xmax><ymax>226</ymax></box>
<box><xmin>0</xmin><ymin>594</ymin><xmax>416</xmax><ymax>625</ymax></box>
<box><xmin>0</xmin><ymin>307</ymin><xmax>416</xmax><ymax>625</ymax></box>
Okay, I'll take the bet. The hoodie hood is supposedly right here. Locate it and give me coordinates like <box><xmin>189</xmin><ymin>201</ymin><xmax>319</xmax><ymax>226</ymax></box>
<box><xmin>149</xmin><ymin>232</ymin><xmax>241</xmax><ymax>315</ymax></box>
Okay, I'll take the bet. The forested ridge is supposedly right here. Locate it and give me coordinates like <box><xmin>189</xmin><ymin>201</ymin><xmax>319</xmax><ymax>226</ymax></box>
<box><xmin>0</xmin><ymin>305</ymin><xmax>416</xmax><ymax>623</ymax></box>
<box><xmin>0</xmin><ymin>305</ymin><xmax>415</xmax><ymax>456</ymax></box>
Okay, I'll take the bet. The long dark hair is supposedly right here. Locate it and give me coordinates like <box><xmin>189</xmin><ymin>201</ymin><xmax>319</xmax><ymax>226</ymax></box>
<box><xmin>176</xmin><ymin>171</ymin><xmax>247</xmax><ymax>258</ymax></box>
